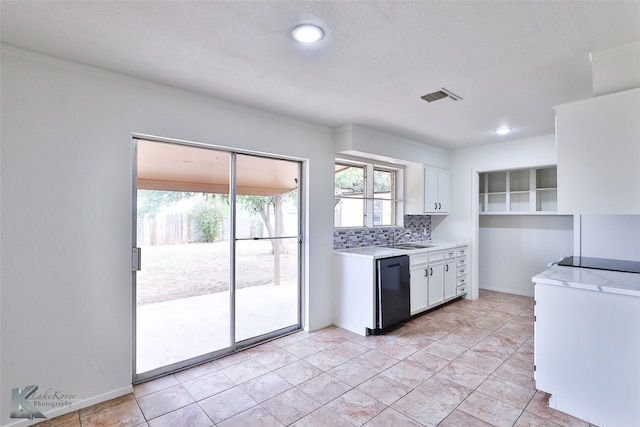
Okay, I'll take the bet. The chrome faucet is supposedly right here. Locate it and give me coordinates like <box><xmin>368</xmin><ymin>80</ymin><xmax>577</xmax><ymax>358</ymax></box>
<box><xmin>392</xmin><ymin>229</ymin><xmax>412</xmax><ymax>245</ymax></box>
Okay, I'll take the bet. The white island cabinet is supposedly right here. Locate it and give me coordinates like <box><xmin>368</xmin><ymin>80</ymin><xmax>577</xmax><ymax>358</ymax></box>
<box><xmin>533</xmin><ymin>266</ymin><xmax>640</xmax><ymax>427</ymax></box>
<box><xmin>334</xmin><ymin>242</ymin><xmax>468</xmax><ymax>336</ymax></box>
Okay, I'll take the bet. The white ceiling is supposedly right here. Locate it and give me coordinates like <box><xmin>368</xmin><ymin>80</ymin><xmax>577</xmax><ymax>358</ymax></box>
<box><xmin>1</xmin><ymin>1</ymin><xmax>639</xmax><ymax>149</ymax></box>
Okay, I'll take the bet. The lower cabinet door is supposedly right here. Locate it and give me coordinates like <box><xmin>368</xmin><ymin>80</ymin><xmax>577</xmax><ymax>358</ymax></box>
<box><xmin>410</xmin><ymin>264</ymin><xmax>428</xmax><ymax>314</ymax></box>
<box><xmin>427</xmin><ymin>262</ymin><xmax>444</xmax><ymax>307</ymax></box>
<box><xmin>444</xmin><ymin>260</ymin><xmax>457</xmax><ymax>300</ymax></box>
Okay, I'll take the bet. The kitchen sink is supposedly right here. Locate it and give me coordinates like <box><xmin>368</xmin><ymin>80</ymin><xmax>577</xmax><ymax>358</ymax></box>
<box><xmin>381</xmin><ymin>243</ymin><xmax>435</xmax><ymax>250</ymax></box>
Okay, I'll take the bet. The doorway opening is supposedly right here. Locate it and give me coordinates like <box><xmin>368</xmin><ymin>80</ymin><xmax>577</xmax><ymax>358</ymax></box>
<box><xmin>133</xmin><ymin>138</ymin><xmax>302</xmax><ymax>382</ymax></box>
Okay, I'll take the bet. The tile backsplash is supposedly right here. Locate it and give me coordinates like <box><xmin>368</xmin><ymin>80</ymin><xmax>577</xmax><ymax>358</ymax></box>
<box><xmin>333</xmin><ymin>215</ymin><xmax>431</xmax><ymax>249</ymax></box>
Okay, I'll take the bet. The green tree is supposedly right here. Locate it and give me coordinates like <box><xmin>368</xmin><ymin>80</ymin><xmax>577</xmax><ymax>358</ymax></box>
<box><xmin>188</xmin><ymin>194</ymin><xmax>228</xmax><ymax>242</ymax></box>
<box><xmin>137</xmin><ymin>190</ymin><xmax>195</xmax><ymax>219</ymax></box>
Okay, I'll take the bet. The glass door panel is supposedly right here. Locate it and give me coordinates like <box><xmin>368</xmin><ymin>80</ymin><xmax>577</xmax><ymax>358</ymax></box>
<box><xmin>234</xmin><ymin>154</ymin><xmax>301</xmax><ymax>344</ymax></box>
<box><xmin>135</xmin><ymin>140</ymin><xmax>231</xmax><ymax>377</ymax></box>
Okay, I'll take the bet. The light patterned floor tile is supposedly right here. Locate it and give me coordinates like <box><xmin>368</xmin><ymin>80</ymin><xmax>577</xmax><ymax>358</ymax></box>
<box><xmin>198</xmin><ymin>387</ymin><xmax>258</xmax><ymax>424</ymax></box>
<box><xmin>182</xmin><ymin>371</ymin><xmax>236</xmax><ymax>401</ymax></box>
<box><xmin>296</xmin><ymin>372</ymin><xmax>351</xmax><ymax>405</ymax></box>
<box><xmin>325</xmin><ymin>389</ymin><xmax>386</xmax><ymax>426</ymax></box>
<box><xmin>477</xmin><ymin>375</ymin><xmax>536</xmax><ymax>409</ymax></box>
<box><xmin>363</xmin><ymin>407</ymin><xmax>422</xmax><ymax>426</ymax></box>
<box><xmin>458</xmin><ymin>390</ymin><xmax>524</xmax><ymax>427</ymax></box>
<box><xmin>147</xmin><ymin>403</ymin><xmax>213</xmax><ymax>427</ymax></box>
<box><xmin>392</xmin><ymin>389</ymin><xmax>457</xmax><ymax>426</ymax></box>
<box><xmin>254</xmin><ymin>348</ymin><xmax>300</xmax><ymax>370</ymax></box>
<box><xmin>356</xmin><ymin>374</ymin><xmax>413</xmax><ymax>406</ymax></box>
<box><xmin>220</xmin><ymin>358</ymin><xmax>271</xmax><ymax>385</ymax></box>
<box><xmin>136</xmin><ymin>384</ymin><xmax>194</xmax><ymax>421</ymax></box>
<box><xmin>273</xmin><ymin>360</ymin><xmax>323</xmax><ymax>386</ymax></box>
<box><xmin>217</xmin><ymin>405</ymin><xmax>284</xmax><ymax>427</ymax></box>
<box><xmin>414</xmin><ymin>375</ymin><xmax>473</xmax><ymax>406</ymax></box>
<box><xmin>261</xmin><ymin>387</ymin><xmax>321</xmax><ymax>425</ymax></box>
<box><xmin>328</xmin><ymin>360</ymin><xmax>377</xmax><ymax>387</ymax></box>
<box><xmin>290</xmin><ymin>406</ymin><xmax>353</xmax><ymax>427</ymax></box>
<box><xmin>439</xmin><ymin>408</ymin><xmax>495</xmax><ymax>426</ymax></box>
<box><xmin>80</xmin><ymin>399</ymin><xmax>145</xmax><ymax>427</ymax></box>
<box><xmin>62</xmin><ymin>291</ymin><xmax>598</xmax><ymax>427</ymax></box>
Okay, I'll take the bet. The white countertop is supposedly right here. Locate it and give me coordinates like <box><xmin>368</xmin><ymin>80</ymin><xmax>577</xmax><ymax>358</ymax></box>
<box><xmin>533</xmin><ymin>265</ymin><xmax>640</xmax><ymax>298</ymax></box>
<box><xmin>333</xmin><ymin>240</ymin><xmax>467</xmax><ymax>259</ymax></box>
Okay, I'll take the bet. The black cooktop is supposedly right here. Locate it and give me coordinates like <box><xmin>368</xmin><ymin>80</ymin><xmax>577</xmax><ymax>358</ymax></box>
<box><xmin>557</xmin><ymin>256</ymin><xmax>640</xmax><ymax>274</ymax></box>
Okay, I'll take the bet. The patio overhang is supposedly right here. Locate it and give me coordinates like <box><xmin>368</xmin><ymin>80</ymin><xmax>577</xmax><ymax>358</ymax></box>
<box><xmin>137</xmin><ymin>139</ymin><xmax>298</xmax><ymax>196</ymax></box>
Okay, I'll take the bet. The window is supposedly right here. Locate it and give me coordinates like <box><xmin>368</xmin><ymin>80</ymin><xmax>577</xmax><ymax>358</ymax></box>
<box><xmin>334</xmin><ymin>160</ymin><xmax>402</xmax><ymax>227</ymax></box>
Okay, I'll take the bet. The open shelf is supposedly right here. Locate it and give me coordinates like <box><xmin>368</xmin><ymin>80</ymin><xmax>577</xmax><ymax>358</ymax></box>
<box><xmin>479</xmin><ymin>166</ymin><xmax>557</xmax><ymax>215</ymax></box>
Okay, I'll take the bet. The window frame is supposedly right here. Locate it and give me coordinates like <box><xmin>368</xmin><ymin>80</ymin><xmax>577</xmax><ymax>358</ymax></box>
<box><xmin>334</xmin><ymin>157</ymin><xmax>404</xmax><ymax>228</ymax></box>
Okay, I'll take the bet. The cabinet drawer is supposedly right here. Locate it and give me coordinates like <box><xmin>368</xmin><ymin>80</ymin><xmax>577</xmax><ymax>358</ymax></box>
<box><xmin>457</xmin><ymin>267</ymin><xmax>467</xmax><ymax>278</ymax></box>
<box><xmin>457</xmin><ymin>277</ymin><xmax>467</xmax><ymax>287</ymax></box>
<box><xmin>410</xmin><ymin>253</ymin><xmax>428</xmax><ymax>266</ymax></box>
<box><xmin>444</xmin><ymin>249</ymin><xmax>456</xmax><ymax>259</ymax></box>
<box><xmin>457</xmin><ymin>257</ymin><xmax>467</xmax><ymax>268</ymax></box>
<box><xmin>457</xmin><ymin>247</ymin><xmax>468</xmax><ymax>257</ymax></box>
<box><xmin>457</xmin><ymin>285</ymin><xmax>468</xmax><ymax>296</ymax></box>
<box><xmin>428</xmin><ymin>251</ymin><xmax>444</xmax><ymax>262</ymax></box>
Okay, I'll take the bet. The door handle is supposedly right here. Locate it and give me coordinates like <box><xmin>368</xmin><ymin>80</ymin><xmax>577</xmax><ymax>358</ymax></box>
<box><xmin>132</xmin><ymin>247</ymin><xmax>142</xmax><ymax>271</ymax></box>
<box><xmin>430</xmin><ymin>267</ymin><xmax>433</xmax><ymax>276</ymax></box>
<box><xmin>446</xmin><ymin>264</ymin><xmax>449</xmax><ymax>272</ymax></box>
<box><xmin>425</xmin><ymin>268</ymin><xmax>428</xmax><ymax>277</ymax></box>
<box><xmin>438</xmin><ymin>203</ymin><xmax>441</xmax><ymax>210</ymax></box>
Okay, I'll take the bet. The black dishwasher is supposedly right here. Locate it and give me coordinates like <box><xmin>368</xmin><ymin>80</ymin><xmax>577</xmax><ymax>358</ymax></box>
<box><xmin>376</xmin><ymin>255</ymin><xmax>411</xmax><ymax>331</ymax></box>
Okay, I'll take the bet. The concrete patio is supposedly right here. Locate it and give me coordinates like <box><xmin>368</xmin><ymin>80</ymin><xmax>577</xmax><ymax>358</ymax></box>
<box><xmin>136</xmin><ymin>282</ymin><xmax>299</xmax><ymax>373</ymax></box>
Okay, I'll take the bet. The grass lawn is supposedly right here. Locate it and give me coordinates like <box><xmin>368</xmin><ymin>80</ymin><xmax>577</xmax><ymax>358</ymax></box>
<box><xmin>136</xmin><ymin>240</ymin><xmax>298</xmax><ymax>305</ymax></box>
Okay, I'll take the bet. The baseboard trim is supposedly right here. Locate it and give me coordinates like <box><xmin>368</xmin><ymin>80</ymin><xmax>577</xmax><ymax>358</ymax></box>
<box><xmin>3</xmin><ymin>385</ymin><xmax>133</xmax><ymax>427</ymax></box>
<box><xmin>479</xmin><ymin>285</ymin><xmax>534</xmax><ymax>298</ymax></box>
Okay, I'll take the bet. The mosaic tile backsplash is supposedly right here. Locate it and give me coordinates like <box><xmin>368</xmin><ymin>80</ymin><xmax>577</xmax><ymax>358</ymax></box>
<box><xmin>333</xmin><ymin>215</ymin><xmax>432</xmax><ymax>249</ymax></box>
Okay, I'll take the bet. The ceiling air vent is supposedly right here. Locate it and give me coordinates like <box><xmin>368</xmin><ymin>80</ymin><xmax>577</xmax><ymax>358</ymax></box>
<box><xmin>421</xmin><ymin>88</ymin><xmax>462</xmax><ymax>103</ymax></box>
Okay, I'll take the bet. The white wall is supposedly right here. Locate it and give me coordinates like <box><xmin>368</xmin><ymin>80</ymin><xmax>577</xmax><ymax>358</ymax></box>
<box><xmin>577</xmin><ymin>215</ymin><xmax>640</xmax><ymax>261</ymax></box>
<box><xmin>437</xmin><ymin>135</ymin><xmax>569</xmax><ymax>299</ymax></box>
<box><xmin>0</xmin><ymin>46</ymin><xmax>336</xmax><ymax>425</ymax></box>
<box><xmin>479</xmin><ymin>215</ymin><xmax>573</xmax><ymax>297</ymax></box>
<box><xmin>333</xmin><ymin>124</ymin><xmax>449</xmax><ymax>168</ymax></box>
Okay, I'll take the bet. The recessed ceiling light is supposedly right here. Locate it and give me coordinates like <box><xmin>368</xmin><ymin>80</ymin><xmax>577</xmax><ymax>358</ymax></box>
<box><xmin>495</xmin><ymin>127</ymin><xmax>512</xmax><ymax>135</ymax></box>
<box><xmin>292</xmin><ymin>24</ymin><xmax>324</xmax><ymax>43</ymax></box>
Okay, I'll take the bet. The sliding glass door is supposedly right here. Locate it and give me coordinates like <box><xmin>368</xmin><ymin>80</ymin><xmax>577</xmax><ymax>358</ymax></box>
<box><xmin>234</xmin><ymin>154</ymin><xmax>301</xmax><ymax>345</ymax></box>
<box><xmin>133</xmin><ymin>139</ymin><xmax>301</xmax><ymax>381</ymax></box>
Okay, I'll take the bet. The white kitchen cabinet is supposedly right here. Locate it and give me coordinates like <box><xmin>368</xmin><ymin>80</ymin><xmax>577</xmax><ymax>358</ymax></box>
<box><xmin>455</xmin><ymin>246</ymin><xmax>469</xmax><ymax>296</ymax></box>
<box><xmin>333</xmin><ymin>253</ymin><xmax>377</xmax><ymax>336</ymax></box>
<box><xmin>405</xmin><ymin>164</ymin><xmax>450</xmax><ymax>215</ymax></box>
<box><xmin>334</xmin><ymin>243</ymin><xmax>470</xmax><ymax>335</ymax></box>
<box><xmin>424</xmin><ymin>166</ymin><xmax>449</xmax><ymax>214</ymax></box>
<box><xmin>427</xmin><ymin>260</ymin><xmax>444</xmax><ymax>307</ymax></box>
<box><xmin>555</xmin><ymin>87</ymin><xmax>640</xmax><ymax>214</ymax></box>
<box><xmin>444</xmin><ymin>258</ymin><xmax>457</xmax><ymax>300</ymax></box>
<box><xmin>409</xmin><ymin>253</ymin><xmax>428</xmax><ymax>315</ymax></box>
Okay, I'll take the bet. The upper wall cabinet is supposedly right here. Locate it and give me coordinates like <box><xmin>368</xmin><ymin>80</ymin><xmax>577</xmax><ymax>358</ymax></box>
<box><xmin>406</xmin><ymin>165</ymin><xmax>450</xmax><ymax>215</ymax></box>
<box><xmin>479</xmin><ymin>167</ymin><xmax>557</xmax><ymax>214</ymax></box>
<box><xmin>555</xmin><ymin>88</ymin><xmax>640</xmax><ymax>214</ymax></box>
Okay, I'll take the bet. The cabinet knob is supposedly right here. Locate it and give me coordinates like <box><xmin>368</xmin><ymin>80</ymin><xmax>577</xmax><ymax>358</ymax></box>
<box><xmin>438</xmin><ymin>203</ymin><xmax>441</xmax><ymax>210</ymax></box>
<box><xmin>425</xmin><ymin>268</ymin><xmax>428</xmax><ymax>277</ymax></box>
<box><xmin>446</xmin><ymin>264</ymin><xmax>449</xmax><ymax>272</ymax></box>
<box><xmin>435</xmin><ymin>203</ymin><xmax>438</xmax><ymax>210</ymax></box>
<box><xmin>430</xmin><ymin>267</ymin><xmax>433</xmax><ymax>276</ymax></box>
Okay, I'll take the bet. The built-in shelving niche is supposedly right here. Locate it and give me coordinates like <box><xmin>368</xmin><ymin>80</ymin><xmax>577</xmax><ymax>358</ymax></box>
<box><xmin>479</xmin><ymin>166</ymin><xmax>557</xmax><ymax>214</ymax></box>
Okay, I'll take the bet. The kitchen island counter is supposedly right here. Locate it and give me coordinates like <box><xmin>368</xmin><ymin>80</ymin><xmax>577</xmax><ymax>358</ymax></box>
<box><xmin>533</xmin><ymin>264</ymin><xmax>640</xmax><ymax>427</ymax></box>
<box><xmin>533</xmin><ymin>264</ymin><xmax>640</xmax><ymax>297</ymax></box>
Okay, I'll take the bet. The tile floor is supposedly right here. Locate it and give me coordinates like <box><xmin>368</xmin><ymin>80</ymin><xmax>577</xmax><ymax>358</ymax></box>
<box><xmin>38</xmin><ymin>290</ymin><xmax>596</xmax><ymax>427</ymax></box>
